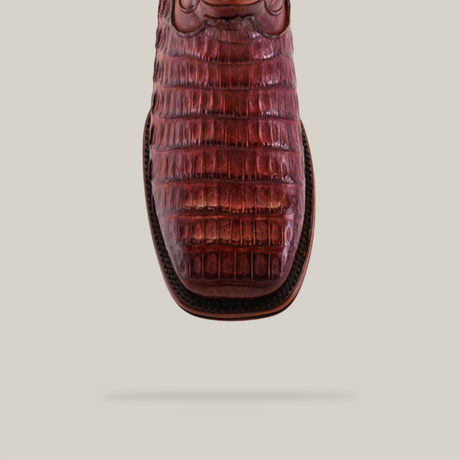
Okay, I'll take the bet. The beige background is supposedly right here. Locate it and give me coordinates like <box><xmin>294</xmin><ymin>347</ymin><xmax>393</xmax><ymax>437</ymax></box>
<box><xmin>1</xmin><ymin>0</ymin><xmax>459</xmax><ymax>459</ymax></box>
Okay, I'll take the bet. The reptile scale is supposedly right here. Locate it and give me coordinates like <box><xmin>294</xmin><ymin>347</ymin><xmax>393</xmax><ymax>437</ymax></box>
<box><xmin>143</xmin><ymin>0</ymin><xmax>315</xmax><ymax>320</ymax></box>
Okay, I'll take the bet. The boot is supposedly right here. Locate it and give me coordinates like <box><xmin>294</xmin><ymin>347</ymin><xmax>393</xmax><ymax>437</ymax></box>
<box><xmin>143</xmin><ymin>0</ymin><xmax>315</xmax><ymax>320</ymax></box>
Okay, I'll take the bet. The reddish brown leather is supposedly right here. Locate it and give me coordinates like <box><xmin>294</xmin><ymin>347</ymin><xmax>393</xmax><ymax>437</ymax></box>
<box><xmin>147</xmin><ymin>0</ymin><xmax>305</xmax><ymax>299</ymax></box>
<box><xmin>173</xmin><ymin>0</ymin><xmax>287</xmax><ymax>35</ymax></box>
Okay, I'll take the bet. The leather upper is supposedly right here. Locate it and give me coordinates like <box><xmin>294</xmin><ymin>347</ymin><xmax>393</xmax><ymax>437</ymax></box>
<box><xmin>148</xmin><ymin>0</ymin><xmax>305</xmax><ymax>299</ymax></box>
<box><xmin>173</xmin><ymin>0</ymin><xmax>287</xmax><ymax>35</ymax></box>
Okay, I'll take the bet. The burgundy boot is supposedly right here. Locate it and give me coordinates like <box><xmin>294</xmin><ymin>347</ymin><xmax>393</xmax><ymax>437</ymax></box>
<box><xmin>143</xmin><ymin>0</ymin><xmax>315</xmax><ymax>320</ymax></box>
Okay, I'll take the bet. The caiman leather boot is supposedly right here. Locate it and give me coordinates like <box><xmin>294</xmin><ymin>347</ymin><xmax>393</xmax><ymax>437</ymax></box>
<box><xmin>143</xmin><ymin>0</ymin><xmax>315</xmax><ymax>320</ymax></box>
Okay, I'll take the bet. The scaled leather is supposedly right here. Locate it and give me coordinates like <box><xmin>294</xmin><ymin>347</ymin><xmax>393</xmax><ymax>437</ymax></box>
<box><xmin>147</xmin><ymin>0</ymin><xmax>305</xmax><ymax>300</ymax></box>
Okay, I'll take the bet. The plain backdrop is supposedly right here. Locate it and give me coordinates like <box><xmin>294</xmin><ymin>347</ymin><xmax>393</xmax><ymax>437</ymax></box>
<box><xmin>1</xmin><ymin>1</ymin><xmax>459</xmax><ymax>459</ymax></box>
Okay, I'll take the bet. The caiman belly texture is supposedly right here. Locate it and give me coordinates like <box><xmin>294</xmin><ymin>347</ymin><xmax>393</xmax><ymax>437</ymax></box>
<box><xmin>148</xmin><ymin>0</ymin><xmax>305</xmax><ymax>299</ymax></box>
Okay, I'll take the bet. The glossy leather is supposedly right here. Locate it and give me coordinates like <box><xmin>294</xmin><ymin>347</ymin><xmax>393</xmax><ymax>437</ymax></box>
<box><xmin>147</xmin><ymin>0</ymin><xmax>305</xmax><ymax>299</ymax></box>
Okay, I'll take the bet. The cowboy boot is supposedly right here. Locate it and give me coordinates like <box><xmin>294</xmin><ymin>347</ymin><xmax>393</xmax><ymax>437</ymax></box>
<box><xmin>143</xmin><ymin>0</ymin><xmax>315</xmax><ymax>320</ymax></box>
